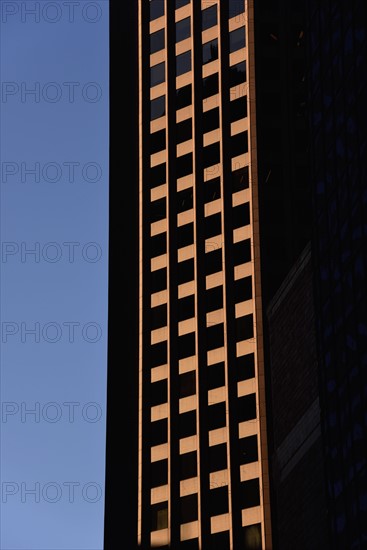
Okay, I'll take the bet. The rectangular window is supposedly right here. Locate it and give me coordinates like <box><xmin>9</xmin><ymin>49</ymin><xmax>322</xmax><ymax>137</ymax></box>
<box><xmin>203</xmin><ymin>73</ymin><xmax>219</xmax><ymax>99</ymax></box>
<box><xmin>150</xmin><ymin>303</ymin><xmax>167</xmax><ymax>330</ymax></box>
<box><xmin>232</xmin><ymin>165</ymin><xmax>249</xmax><ymax>191</ymax></box>
<box><xmin>150</xmin><ymin>379</ymin><xmax>168</xmax><ymax>406</ymax></box>
<box><xmin>151</xmin><ymin>62</ymin><xmax>165</xmax><ymax>87</ymax></box>
<box><xmin>202</xmin><ymin>5</ymin><xmax>217</xmax><ymax>31</ymax></box>
<box><xmin>209</xmin><ymin>443</ymin><xmax>227</xmax><ymax>472</ymax></box>
<box><xmin>176</xmin><ymin>0</ymin><xmax>190</xmax><ymax>7</ymax></box>
<box><xmin>177</xmin><ymin>187</ymin><xmax>193</xmax><ymax>213</ymax></box>
<box><xmin>176</xmin><ymin>152</ymin><xmax>193</xmax><ymax>179</ymax></box>
<box><xmin>240</xmin><ymin>478</ymin><xmax>260</xmax><ymax>509</ymax></box>
<box><xmin>151</xmin><ymin>95</ymin><xmax>165</xmax><ymax>121</ymax></box>
<box><xmin>150</xmin><ymin>29</ymin><xmax>165</xmax><ymax>54</ymax></box>
<box><xmin>176</xmin><ymin>118</ymin><xmax>192</xmax><ymax>143</ymax></box>
<box><xmin>149</xmin><ymin>162</ymin><xmax>166</xmax><ymax>189</ymax></box>
<box><xmin>230</xmin><ymin>96</ymin><xmax>247</xmax><ymax>122</ymax></box>
<box><xmin>232</xmin><ymin>238</ymin><xmax>251</xmax><ymax>265</ymax></box>
<box><xmin>177</xmin><ymin>222</ymin><xmax>194</xmax><ymax>248</ymax></box>
<box><xmin>230</xmin><ymin>26</ymin><xmax>246</xmax><ymax>52</ymax></box>
<box><xmin>236</xmin><ymin>353</ymin><xmax>255</xmax><ymax>382</ymax></box>
<box><xmin>179</xmin><ymin>410</ymin><xmax>197</xmax><ymax>438</ymax></box>
<box><xmin>177</xmin><ymin>258</ymin><xmax>195</xmax><ymax>284</ymax></box>
<box><xmin>177</xmin><ymin>51</ymin><xmax>192</xmax><ymax>76</ymax></box>
<box><xmin>230</xmin><ymin>131</ymin><xmax>248</xmax><ymax>157</ymax></box>
<box><xmin>205</xmin><ymin>285</ymin><xmax>223</xmax><ymax>312</ymax></box>
<box><xmin>203</xmin><ymin>142</ymin><xmax>220</xmax><ymax>168</ymax></box>
<box><xmin>176</xmin><ymin>84</ymin><xmax>192</xmax><ymax>109</ymax></box>
<box><xmin>205</xmin><ymin>248</ymin><xmax>222</xmax><ymax>275</ymax></box>
<box><xmin>207</xmin><ymin>361</ymin><xmax>225</xmax><ymax>390</ymax></box>
<box><xmin>208</xmin><ymin>401</ymin><xmax>226</xmax><ymax>430</ymax></box>
<box><xmin>149</xmin><ymin>341</ymin><xmax>167</xmax><ymax>369</ymax></box>
<box><xmin>234</xmin><ymin>276</ymin><xmax>252</xmax><ymax>302</ymax></box>
<box><xmin>178</xmin><ymin>294</ymin><xmax>195</xmax><ymax>321</ymax></box>
<box><xmin>206</xmin><ymin>323</ymin><xmax>225</xmax><ymax>351</ymax></box>
<box><xmin>176</xmin><ymin>17</ymin><xmax>191</xmax><ymax>43</ymax></box>
<box><xmin>180</xmin><ymin>494</ymin><xmax>198</xmax><ymax>523</ymax></box>
<box><xmin>180</xmin><ymin>451</ymin><xmax>197</xmax><ymax>479</ymax></box>
<box><xmin>229</xmin><ymin>0</ymin><xmax>245</xmax><ymax>19</ymax></box>
<box><xmin>151</xmin><ymin>501</ymin><xmax>168</xmax><ymax>531</ymax></box>
<box><xmin>229</xmin><ymin>61</ymin><xmax>246</xmax><ymax>87</ymax></box>
<box><xmin>150</xmin><ymin>418</ymin><xmax>168</xmax><ymax>446</ymax></box>
<box><xmin>236</xmin><ymin>314</ymin><xmax>254</xmax><ymax>341</ymax></box>
<box><xmin>151</xmin><ymin>267</ymin><xmax>167</xmax><ymax>293</ymax></box>
<box><xmin>179</xmin><ymin>370</ymin><xmax>196</xmax><ymax>397</ymax></box>
<box><xmin>150</xmin><ymin>459</ymin><xmax>168</xmax><ymax>488</ymax></box>
<box><xmin>204</xmin><ymin>212</ymin><xmax>221</xmax><ymax>239</ymax></box>
<box><xmin>237</xmin><ymin>393</ymin><xmax>257</xmax><ymax>423</ymax></box>
<box><xmin>150</xmin><ymin>129</ymin><xmax>166</xmax><ymax>154</ymax></box>
<box><xmin>203</xmin><ymin>107</ymin><xmax>220</xmax><ymax>134</ymax></box>
<box><xmin>239</xmin><ymin>434</ymin><xmax>258</xmax><ymax>465</ymax></box>
<box><xmin>149</xmin><ymin>197</ymin><xmax>166</xmax><ymax>223</ymax></box>
<box><xmin>149</xmin><ymin>232</ymin><xmax>167</xmax><ymax>258</ymax></box>
<box><xmin>204</xmin><ymin>177</ymin><xmax>221</xmax><ymax>203</ymax></box>
<box><xmin>209</xmin><ymin>487</ymin><xmax>229</xmax><ymax>516</ymax></box>
<box><xmin>178</xmin><ymin>332</ymin><xmax>196</xmax><ymax>359</ymax></box>
<box><xmin>203</xmin><ymin>38</ymin><xmax>218</xmax><ymax>64</ymax></box>
<box><xmin>150</xmin><ymin>0</ymin><xmax>164</xmax><ymax>21</ymax></box>
<box><xmin>232</xmin><ymin>202</ymin><xmax>250</xmax><ymax>229</ymax></box>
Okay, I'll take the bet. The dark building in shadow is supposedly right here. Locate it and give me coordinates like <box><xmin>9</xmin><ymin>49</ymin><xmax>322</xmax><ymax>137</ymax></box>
<box><xmin>306</xmin><ymin>0</ymin><xmax>367</xmax><ymax>546</ymax></box>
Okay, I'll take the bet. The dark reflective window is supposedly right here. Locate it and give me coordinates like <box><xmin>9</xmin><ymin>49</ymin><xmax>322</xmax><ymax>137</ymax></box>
<box><xmin>176</xmin><ymin>17</ymin><xmax>191</xmax><ymax>42</ymax></box>
<box><xmin>230</xmin><ymin>26</ymin><xmax>246</xmax><ymax>52</ymax></box>
<box><xmin>151</xmin><ymin>62</ymin><xmax>165</xmax><ymax>87</ymax></box>
<box><xmin>151</xmin><ymin>96</ymin><xmax>165</xmax><ymax>121</ymax></box>
<box><xmin>150</xmin><ymin>29</ymin><xmax>165</xmax><ymax>53</ymax></box>
<box><xmin>202</xmin><ymin>5</ymin><xmax>217</xmax><ymax>31</ymax></box>
<box><xmin>177</xmin><ymin>51</ymin><xmax>192</xmax><ymax>76</ymax></box>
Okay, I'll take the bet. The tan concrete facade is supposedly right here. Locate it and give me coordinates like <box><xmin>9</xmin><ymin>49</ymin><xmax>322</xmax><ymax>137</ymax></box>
<box><xmin>138</xmin><ymin>1</ymin><xmax>272</xmax><ymax>548</ymax></box>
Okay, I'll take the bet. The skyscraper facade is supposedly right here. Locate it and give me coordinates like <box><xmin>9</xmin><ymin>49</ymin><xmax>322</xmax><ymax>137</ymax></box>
<box><xmin>306</xmin><ymin>0</ymin><xmax>367</xmax><ymax>546</ymax></box>
<box><xmin>137</xmin><ymin>0</ymin><xmax>272</xmax><ymax>548</ymax></box>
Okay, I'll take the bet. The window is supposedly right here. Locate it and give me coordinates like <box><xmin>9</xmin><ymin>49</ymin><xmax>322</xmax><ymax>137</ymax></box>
<box><xmin>204</xmin><ymin>177</ymin><xmax>221</xmax><ymax>203</ymax></box>
<box><xmin>206</xmin><ymin>285</ymin><xmax>223</xmax><ymax>312</ymax></box>
<box><xmin>176</xmin><ymin>118</ymin><xmax>192</xmax><ymax>143</ymax></box>
<box><xmin>237</xmin><ymin>393</ymin><xmax>257</xmax><ymax>422</ymax></box>
<box><xmin>177</xmin><ymin>258</ymin><xmax>195</xmax><ymax>284</ymax></box>
<box><xmin>211</xmin><ymin>531</ymin><xmax>230</xmax><ymax>550</ymax></box>
<box><xmin>178</xmin><ymin>332</ymin><xmax>196</xmax><ymax>359</ymax></box>
<box><xmin>176</xmin><ymin>152</ymin><xmax>193</xmax><ymax>179</ymax></box>
<box><xmin>150</xmin><ymin>29</ymin><xmax>165</xmax><ymax>53</ymax></box>
<box><xmin>229</xmin><ymin>61</ymin><xmax>246</xmax><ymax>87</ymax></box>
<box><xmin>232</xmin><ymin>202</ymin><xmax>250</xmax><ymax>229</ymax></box>
<box><xmin>151</xmin><ymin>501</ymin><xmax>168</xmax><ymax>531</ymax></box>
<box><xmin>243</xmin><ymin>524</ymin><xmax>262</xmax><ymax>550</ymax></box>
<box><xmin>178</xmin><ymin>294</ymin><xmax>195</xmax><ymax>321</ymax></box>
<box><xmin>202</xmin><ymin>5</ymin><xmax>217</xmax><ymax>31</ymax></box>
<box><xmin>151</xmin><ymin>95</ymin><xmax>165</xmax><ymax>121</ymax></box>
<box><xmin>230</xmin><ymin>96</ymin><xmax>247</xmax><ymax>122</ymax></box>
<box><xmin>180</xmin><ymin>451</ymin><xmax>197</xmax><ymax>479</ymax></box>
<box><xmin>151</xmin><ymin>459</ymin><xmax>168</xmax><ymax>488</ymax></box>
<box><xmin>150</xmin><ymin>303</ymin><xmax>167</xmax><ymax>330</ymax></box>
<box><xmin>236</xmin><ymin>314</ymin><xmax>253</xmax><ymax>341</ymax></box>
<box><xmin>176</xmin><ymin>17</ymin><xmax>191</xmax><ymax>43</ymax></box>
<box><xmin>205</xmin><ymin>212</ymin><xmax>221</xmax><ymax>239</ymax></box>
<box><xmin>209</xmin><ymin>443</ymin><xmax>227</xmax><ymax>472</ymax></box>
<box><xmin>230</xmin><ymin>26</ymin><xmax>246</xmax><ymax>52</ymax></box>
<box><xmin>236</xmin><ymin>353</ymin><xmax>255</xmax><ymax>381</ymax></box>
<box><xmin>151</xmin><ymin>267</ymin><xmax>167</xmax><ymax>293</ymax></box>
<box><xmin>207</xmin><ymin>362</ymin><xmax>225</xmax><ymax>390</ymax></box>
<box><xmin>180</xmin><ymin>494</ymin><xmax>198</xmax><ymax>523</ymax></box>
<box><xmin>232</xmin><ymin>166</ymin><xmax>249</xmax><ymax>191</ymax></box>
<box><xmin>149</xmin><ymin>197</ymin><xmax>166</xmax><ymax>223</ymax></box>
<box><xmin>229</xmin><ymin>0</ymin><xmax>245</xmax><ymax>19</ymax></box>
<box><xmin>203</xmin><ymin>107</ymin><xmax>220</xmax><ymax>134</ymax></box>
<box><xmin>150</xmin><ymin>379</ymin><xmax>168</xmax><ymax>406</ymax></box>
<box><xmin>150</xmin><ymin>418</ymin><xmax>168</xmax><ymax>446</ymax></box>
<box><xmin>150</xmin><ymin>0</ymin><xmax>164</xmax><ymax>21</ymax></box>
<box><xmin>239</xmin><ymin>434</ymin><xmax>258</xmax><ymax>465</ymax></box>
<box><xmin>205</xmin><ymin>248</ymin><xmax>222</xmax><ymax>275</ymax></box>
<box><xmin>208</xmin><ymin>401</ymin><xmax>226</xmax><ymax>430</ymax></box>
<box><xmin>240</xmin><ymin>478</ymin><xmax>260</xmax><ymax>508</ymax></box>
<box><xmin>150</xmin><ymin>162</ymin><xmax>166</xmax><ymax>188</ymax></box>
<box><xmin>150</xmin><ymin>341</ymin><xmax>167</xmax><ymax>369</ymax></box>
<box><xmin>151</xmin><ymin>62</ymin><xmax>165</xmax><ymax>87</ymax></box>
<box><xmin>179</xmin><ymin>370</ymin><xmax>196</xmax><ymax>397</ymax></box>
<box><xmin>230</xmin><ymin>131</ymin><xmax>248</xmax><ymax>157</ymax></box>
<box><xmin>179</xmin><ymin>410</ymin><xmax>197</xmax><ymax>438</ymax></box>
<box><xmin>149</xmin><ymin>232</ymin><xmax>167</xmax><ymax>258</ymax></box>
<box><xmin>176</xmin><ymin>84</ymin><xmax>192</xmax><ymax>109</ymax></box>
<box><xmin>177</xmin><ymin>51</ymin><xmax>192</xmax><ymax>76</ymax></box>
<box><xmin>203</xmin><ymin>73</ymin><xmax>219</xmax><ymax>99</ymax></box>
<box><xmin>232</xmin><ymin>238</ymin><xmax>251</xmax><ymax>265</ymax></box>
<box><xmin>209</xmin><ymin>486</ymin><xmax>229</xmax><ymax>516</ymax></box>
<box><xmin>203</xmin><ymin>142</ymin><xmax>220</xmax><ymax>168</ymax></box>
<box><xmin>203</xmin><ymin>38</ymin><xmax>218</xmax><ymax>64</ymax></box>
<box><xmin>207</xmin><ymin>323</ymin><xmax>225</xmax><ymax>351</ymax></box>
<box><xmin>150</xmin><ymin>129</ymin><xmax>166</xmax><ymax>155</ymax></box>
<box><xmin>234</xmin><ymin>276</ymin><xmax>252</xmax><ymax>302</ymax></box>
<box><xmin>177</xmin><ymin>187</ymin><xmax>193</xmax><ymax>212</ymax></box>
<box><xmin>177</xmin><ymin>222</ymin><xmax>194</xmax><ymax>248</ymax></box>
<box><xmin>176</xmin><ymin>0</ymin><xmax>190</xmax><ymax>7</ymax></box>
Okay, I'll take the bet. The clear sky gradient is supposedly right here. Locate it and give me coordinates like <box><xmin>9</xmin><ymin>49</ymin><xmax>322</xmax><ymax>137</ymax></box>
<box><xmin>1</xmin><ymin>1</ymin><xmax>109</xmax><ymax>548</ymax></box>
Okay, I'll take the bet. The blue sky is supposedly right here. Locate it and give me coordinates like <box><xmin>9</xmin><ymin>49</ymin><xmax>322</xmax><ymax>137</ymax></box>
<box><xmin>0</xmin><ymin>1</ymin><xmax>109</xmax><ymax>548</ymax></box>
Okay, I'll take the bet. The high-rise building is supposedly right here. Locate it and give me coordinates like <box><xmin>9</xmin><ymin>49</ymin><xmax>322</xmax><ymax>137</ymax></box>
<box><xmin>106</xmin><ymin>1</ymin><xmax>273</xmax><ymax>549</ymax></box>
<box><xmin>306</xmin><ymin>1</ymin><xmax>367</xmax><ymax>547</ymax></box>
<box><xmin>136</xmin><ymin>1</ymin><xmax>272</xmax><ymax>548</ymax></box>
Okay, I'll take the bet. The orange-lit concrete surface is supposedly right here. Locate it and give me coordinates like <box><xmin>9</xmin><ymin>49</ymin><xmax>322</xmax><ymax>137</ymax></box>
<box><xmin>138</xmin><ymin>1</ymin><xmax>272</xmax><ymax>548</ymax></box>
